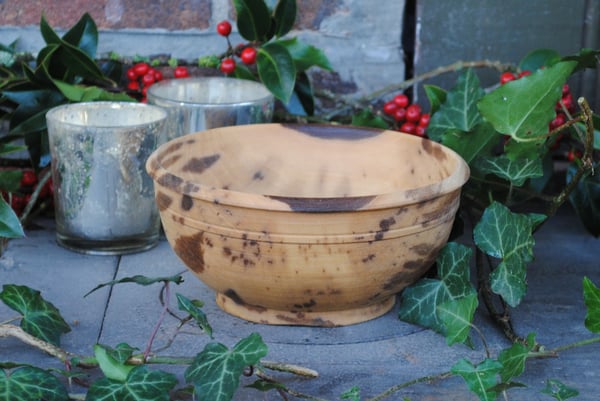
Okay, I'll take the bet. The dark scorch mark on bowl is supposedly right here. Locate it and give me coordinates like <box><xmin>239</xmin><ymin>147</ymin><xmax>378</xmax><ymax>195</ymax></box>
<box><xmin>174</xmin><ymin>231</ymin><xmax>205</xmax><ymax>273</ymax></box>
<box><xmin>375</xmin><ymin>217</ymin><xmax>396</xmax><ymax>241</ymax></box>
<box><xmin>182</xmin><ymin>154</ymin><xmax>221</xmax><ymax>174</ymax></box>
<box><xmin>181</xmin><ymin>194</ymin><xmax>194</xmax><ymax>211</ymax></box>
<box><xmin>267</xmin><ymin>195</ymin><xmax>376</xmax><ymax>212</ymax></box>
<box><xmin>155</xmin><ymin>191</ymin><xmax>173</xmax><ymax>211</ymax></box>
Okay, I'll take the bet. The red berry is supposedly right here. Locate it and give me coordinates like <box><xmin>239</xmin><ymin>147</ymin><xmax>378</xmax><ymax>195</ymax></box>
<box><xmin>217</xmin><ymin>20</ymin><xmax>232</xmax><ymax>36</ymax></box>
<box><xmin>560</xmin><ymin>93</ymin><xmax>574</xmax><ymax>112</ymax></box>
<box><xmin>383</xmin><ymin>101</ymin><xmax>397</xmax><ymax>116</ymax></box>
<box><xmin>154</xmin><ymin>70</ymin><xmax>164</xmax><ymax>82</ymax></box>
<box><xmin>567</xmin><ymin>149</ymin><xmax>582</xmax><ymax>162</ymax></box>
<box><xmin>418</xmin><ymin>113</ymin><xmax>430</xmax><ymax>127</ymax></box>
<box><xmin>549</xmin><ymin>112</ymin><xmax>566</xmax><ymax>130</ymax></box>
<box><xmin>174</xmin><ymin>66</ymin><xmax>190</xmax><ymax>79</ymax></box>
<box><xmin>562</xmin><ymin>83</ymin><xmax>570</xmax><ymax>95</ymax></box>
<box><xmin>142</xmin><ymin>72</ymin><xmax>155</xmax><ymax>87</ymax></box>
<box><xmin>393</xmin><ymin>94</ymin><xmax>409</xmax><ymax>108</ymax></box>
<box><xmin>127</xmin><ymin>81</ymin><xmax>141</xmax><ymax>91</ymax></box>
<box><xmin>393</xmin><ymin>107</ymin><xmax>406</xmax><ymax>122</ymax></box>
<box><xmin>500</xmin><ymin>72</ymin><xmax>516</xmax><ymax>85</ymax></box>
<box><xmin>133</xmin><ymin>62</ymin><xmax>150</xmax><ymax>77</ymax></box>
<box><xmin>126</xmin><ymin>68</ymin><xmax>138</xmax><ymax>81</ymax></box>
<box><xmin>241</xmin><ymin>47</ymin><xmax>257</xmax><ymax>65</ymax></box>
<box><xmin>518</xmin><ymin>70</ymin><xmax>532</xmax><ymax>78</ymax></box>
<box><xmin>20</xmin><ymin>170</ymin><xmax>37</xmax><ymax>187</ymax></box>
<box><xmin>220</xmin><ymin>58</ymin><xmax>236</xmax><ymax>74</ymax></box>
<box><xmin>415</xmin><ymin>125</ymin><xmax>428</xmax><ymax>137</ymax></box>
<box><xmin>405</xmin><ymin>104</ymin><xmax>422</xmax><ymax>122</ymax></box>
<box><xmin>400</xmin><ymin>122</ymin><xmax>417</xmax><ymax>135</ymax></box>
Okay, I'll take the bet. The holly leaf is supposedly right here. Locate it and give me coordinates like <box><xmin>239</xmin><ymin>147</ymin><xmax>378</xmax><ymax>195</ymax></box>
<box><xmin>582</xmin><ymin>277</ymin><xmax>600</xmax><ymax>333</ymax></box>
<box><xmin>273</xmin><ymin>0</ymin><xmax>296</xmax><ymax>37</ymax></box>
<box><xmin>473</xmin><ymin>202</ymin><xmax>546</xmax><ymax>307</ymax></box>
<box><xmin>562</xmin><ymin>48</ymin><xmax>600</xmax><ymax>73</ymax></box>
<box><xmin>86</xmin><ymin>366</ymin><xmax>177</xmax><ymax>401</ymax></box>
<box><xmin>567</xmin><ymin>162</ymin><xmax>600</xmax><ymax>237</ymax></box>
<box><xmin>0</xmin><ymin>285</ymin><xmax>70</xmax><ymax>346</ymax></box>
<box><xmin>176</xmin><ymin>293</ymin><xmax>213</xmax><ymax>338</ymax></box>
<box><xmin>233</xmin><ymin>0</ymin><xmax>272</xmax><ymax>42</ymax></box>
<box><xmin>518</xmin><ymin>48</ymin><xmax>561</xmax><ymax>72</ymax></box>
<box><xmin>475</xmin><ymin>154</ymin><xmax>543</xmax><ymax>186</ymax></box>
<box><xmin>541</xmin><ymin>379</ymin><xmax>580</xmax><ymax>400</ymax></box>
<box><xmin>478</xmin><ymin>61</ymin><xmax>576</xmax><ymax>143</ymax></box>
<box><xmin>0</xmin><ymin>366</ymin><xmax>69</xmax><ymax>401</ymax></box>
<box><xmin>451</xmin><ymin>358</ymin><xmax>502</xmax><ymax>401</ymax></box>
<box><xmin>185</xmin><ymin>333</ymin><xmax>268</xmax><ymax>401</ymax></box>
<box><xmin>257</xmin><ymin>42</ymin><xmax>296</xmax><ymax>103</ymax></box>
<box><xmin>60</xmin><ymin>12</ymin><xmax>98</xmax><ymax>59</ymax></box>
<box><xmin>437</xmin><ymin>293</ymin><xmax>478</xmax><ymax>345</ymax></box>
<box><xmin>352</xmin><ymin>109</ymin><xmax>389</xmax><ymax>129</ymax></box>
<box><xmin>497</xmin><ymin>333</ymin><xmax>536</xmax><ymax>382</ymax></box>
<box><xmin>427</xmin><ymin>68</ymin><xmax>485</xmax><ymax>142</ymax></box>
<box><xmin>0</xmin><ymin>197</ymin><xmax>25</xmax><ymax>238</ymax></box>
<box><xmin>398</xmin><ymin>242</ymin><xmax>475</xmax><ymax>335</ymax></box>
<box><xmin>278</xmin><ymin>38</ymin><xmax>332</xmax><ymax>72</ymax></box>
<box><xmin>442</xmin><ymin>122</ymin><xmax>500</xmax><ymax>164</ymax></box>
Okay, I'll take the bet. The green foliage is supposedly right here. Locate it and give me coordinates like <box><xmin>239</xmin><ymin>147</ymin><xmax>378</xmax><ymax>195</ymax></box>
<box><xmin>0</xmin><ymin>285</ymin><xmax>70</xmax><ymax>346</ymax></box>
<box><xmin>473</xmin><ymin>202</ymin><xmax>545</xmax><ymax>307</ymax></box>
<box><xmin>94</xmin><ymin>344</ymin><xmax>136</xmax><ymax>382</ymax></box>
<box><xmin>567</xmin><ymin>162</ymin><xmax>600</xmax><ymax>237</ymax></box>
<box><xmin>0</xmin><ymin>197</ymin><xmax>24</xmax><ymax>238</ymax></box>
<box><xmin>185</xmin><ymin>333</ymin><xmax>268</xmax><ymax>401</ymax></box>
<box><xmin>583</xmin><ymin>277</ymin><xmax>600</xmax><ymax>333</ymax></box>
<box><xmin>176</xmin><ymin>293</ymin><xmax>213</xmax><ymax>338</ymax></box>
<box><xmin>541</xmin><ymin>379</ymin><xmax>580</xmax><ymax>400</ymax></box>
<box><xmin>0</xmin><ymin>366</ymin><xmax>69</xmax><ymax>401</ymax></box>
<box><xmin>86</xmin><ymin>366</ymin><xmax>177</xmax><ymax>401</ymax></box>
<box><xmin>496</xmin><ymin>333</ymin><xmax>536</xmax><ymax>382</ymax></box>
<box><xmin>451</xmin><ymin>358</ymin><xmax>503</xmax><ymax>401</ymax></box>
<box><xmin>84</xmin><ymin>274</ymin><xmax>184</xmax><ymax>297</ymax></box>
<box><xmin>398</xmin><ymin>242</ymin><xmax>476</xmax><ymax>342</ymax></box>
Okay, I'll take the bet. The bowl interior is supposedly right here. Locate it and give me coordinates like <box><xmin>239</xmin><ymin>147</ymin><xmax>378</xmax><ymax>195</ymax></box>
<box><xmin>151</xmin><ymin>124</ymin><xmax>469</xmax><ymax>210</ymax></box>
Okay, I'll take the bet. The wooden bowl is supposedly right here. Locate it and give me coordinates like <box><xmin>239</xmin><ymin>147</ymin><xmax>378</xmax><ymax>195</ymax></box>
<box><xmin>146</xmin><ymin>124</ymin><xmax>469</xmax><ymax>326</ymax></box>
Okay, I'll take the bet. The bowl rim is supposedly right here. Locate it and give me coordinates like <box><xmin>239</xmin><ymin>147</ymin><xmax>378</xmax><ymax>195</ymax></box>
<box><xmin>146</xmin><ymin>76</ymin><xmax>274</xmax><ymax>107</ymax></box>
<box><xmin>146</xmin><ymin>123</ymin><xmax>471</xmax><ymax>212</ymax></box>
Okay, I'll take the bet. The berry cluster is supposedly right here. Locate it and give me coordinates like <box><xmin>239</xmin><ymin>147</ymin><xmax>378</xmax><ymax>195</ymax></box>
<box><xmin>499</xmin><ymin>70</ymin><xmax>575</xmax><ymax>131</ymax></box>
<box><xmin>126</xmin><ymin>62</ymin><xmax>190</xmax><ymax>102</ymax></box>
<box><xmin>382</xmin><ymin>93</ymin><xmax>430</xmax><ymax>137</ymax></box>
<box><xmin>2</xmin><ymin>169</ymin><xmax>53</xmax><ymax>216</ymax></box>
<box><xmin>215</xmin><ymin>20</ymin><xmax>257</xmax><ymax>75</ymax></box>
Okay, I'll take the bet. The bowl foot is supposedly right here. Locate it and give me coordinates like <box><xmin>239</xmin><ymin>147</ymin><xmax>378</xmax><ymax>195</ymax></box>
<box><xmin>215</xmin><ymin>293</ymin><xmax>396</xmax><ymax>327</ymax></box>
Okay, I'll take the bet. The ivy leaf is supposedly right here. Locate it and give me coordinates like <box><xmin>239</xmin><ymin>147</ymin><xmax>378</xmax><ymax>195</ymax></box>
<box><xmin>451</xmin><ymin>358</ymin><xmax>502</xmax><ymax>401</ymax></box>
<box><xmin>398</xmin><ymin>242</ymin><xmax>475</xmax><ymax>335</ymax></box>
<box><xmin>234</xmin><ymin>0</ymin><xmax>272</xmax><ymax>42</ymax></box>
<box><xmin>497</xmin><ymin>333</ymin><xmax>536</xmax><ymax>382</ymax></box>
<box><xmin>437</xmin><ymin>293</ymin><xmax>478</xmax><ymax>345</ymax></box>
<box><xmin>0</xmin><ymin>285</ymin><xmax>70</xmax><ymax>346</ymax></box>
<box><xmin>340</xmin><ymin>385</ymin><xmax>361</xmax><ymax>401</ymax></box>
<box><xmin>582</xmin><ymin>277</ymin><xmax>600</xmax><ymax>333</ymax></box>
<box><xmin>0</xmin><ymin>197</ymin><xmax>25</xmax><ymax>238</ymax></box>
<box><xmin>475</xmin><ymin>154</ymin><xmax>543</xmax><ymax>186</ymax></box>
<box><xmin>424</xmin><ymin>84</ymin><xmax>447</xmax><ymax>114</ymax></box>
<box><xmin>478</xmin><ymin>61</ymin><xmax>576</xmax><ymax>143</ymax></box>
<box><xmin>0</xmin><ymin>366</ymin><xmax>69</xmax><ymax>401</ymax></box>
<box><xmin>442</xmin><ymin>122</ymin><xmax>500</xmax><ymax>164</ymax></box>
<box><xmin>541</xmin><ymin>379</ymin><xmax>580</xmax><ymax>400</ymax></box>
<box><xmin>86</xmin><ymin>366</ymin><xmax>177</xmax><ymax>401</ymax></box>
<box><xmin>567</xmin><ymin>162</ymin><xmax>600</xmax><ymax>237</ymax></box>
<box><xmin>84</xmin><ymin>274</ymin><xmax>184</xmax><ymax>297</ymax></box>
<box><xmin>257</xmin><ymin>42</ymin><xmax>296</xmax><ymax>103</ymax></box>
<box><xmin>185</xmin><ymin>333</ymin><xmax>268</xmax><ymax>401</ymax></box>
<box><xmin>278</xmin><ymin>38</ymin><xmax>332</xmax><ymax>72</ymax></box>
<box><xmin>176</xmin><ymin>293</ymin><xmax>213</xmax><ymax>338</ymax></box>
<box><xmin>94</xmin><ymin>344</ymin><xmax>135</xmax><ymax>382</ymax></box>
<box><xmin>427</xmin><ymin>68</ymin><xmax>485</xmax><ymax>142</ymax></box>
<box><xmin>474</xmin><ymin>202</ymin><xmax>545</xmax><ymax>307</ymax></box>
<box><xmin>273</xmin><ymin>0</ymin><xmax>296</xmax><ymax>37</ymax></box>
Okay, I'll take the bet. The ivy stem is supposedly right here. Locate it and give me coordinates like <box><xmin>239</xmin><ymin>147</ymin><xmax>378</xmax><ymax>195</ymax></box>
<box><xmin>143</xmin><ymin>281</ymin><xmax>171</xmax><ymax>360</ymax></box>
<box><xmin>365</xmin><ymin>371</ymin><xmax>454</xmax><ymax>401</ymax></box>
<box><xmin>321</xmin><ymin>59</ymin><xmax>514</xmax><ymax>120</ymax></box>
